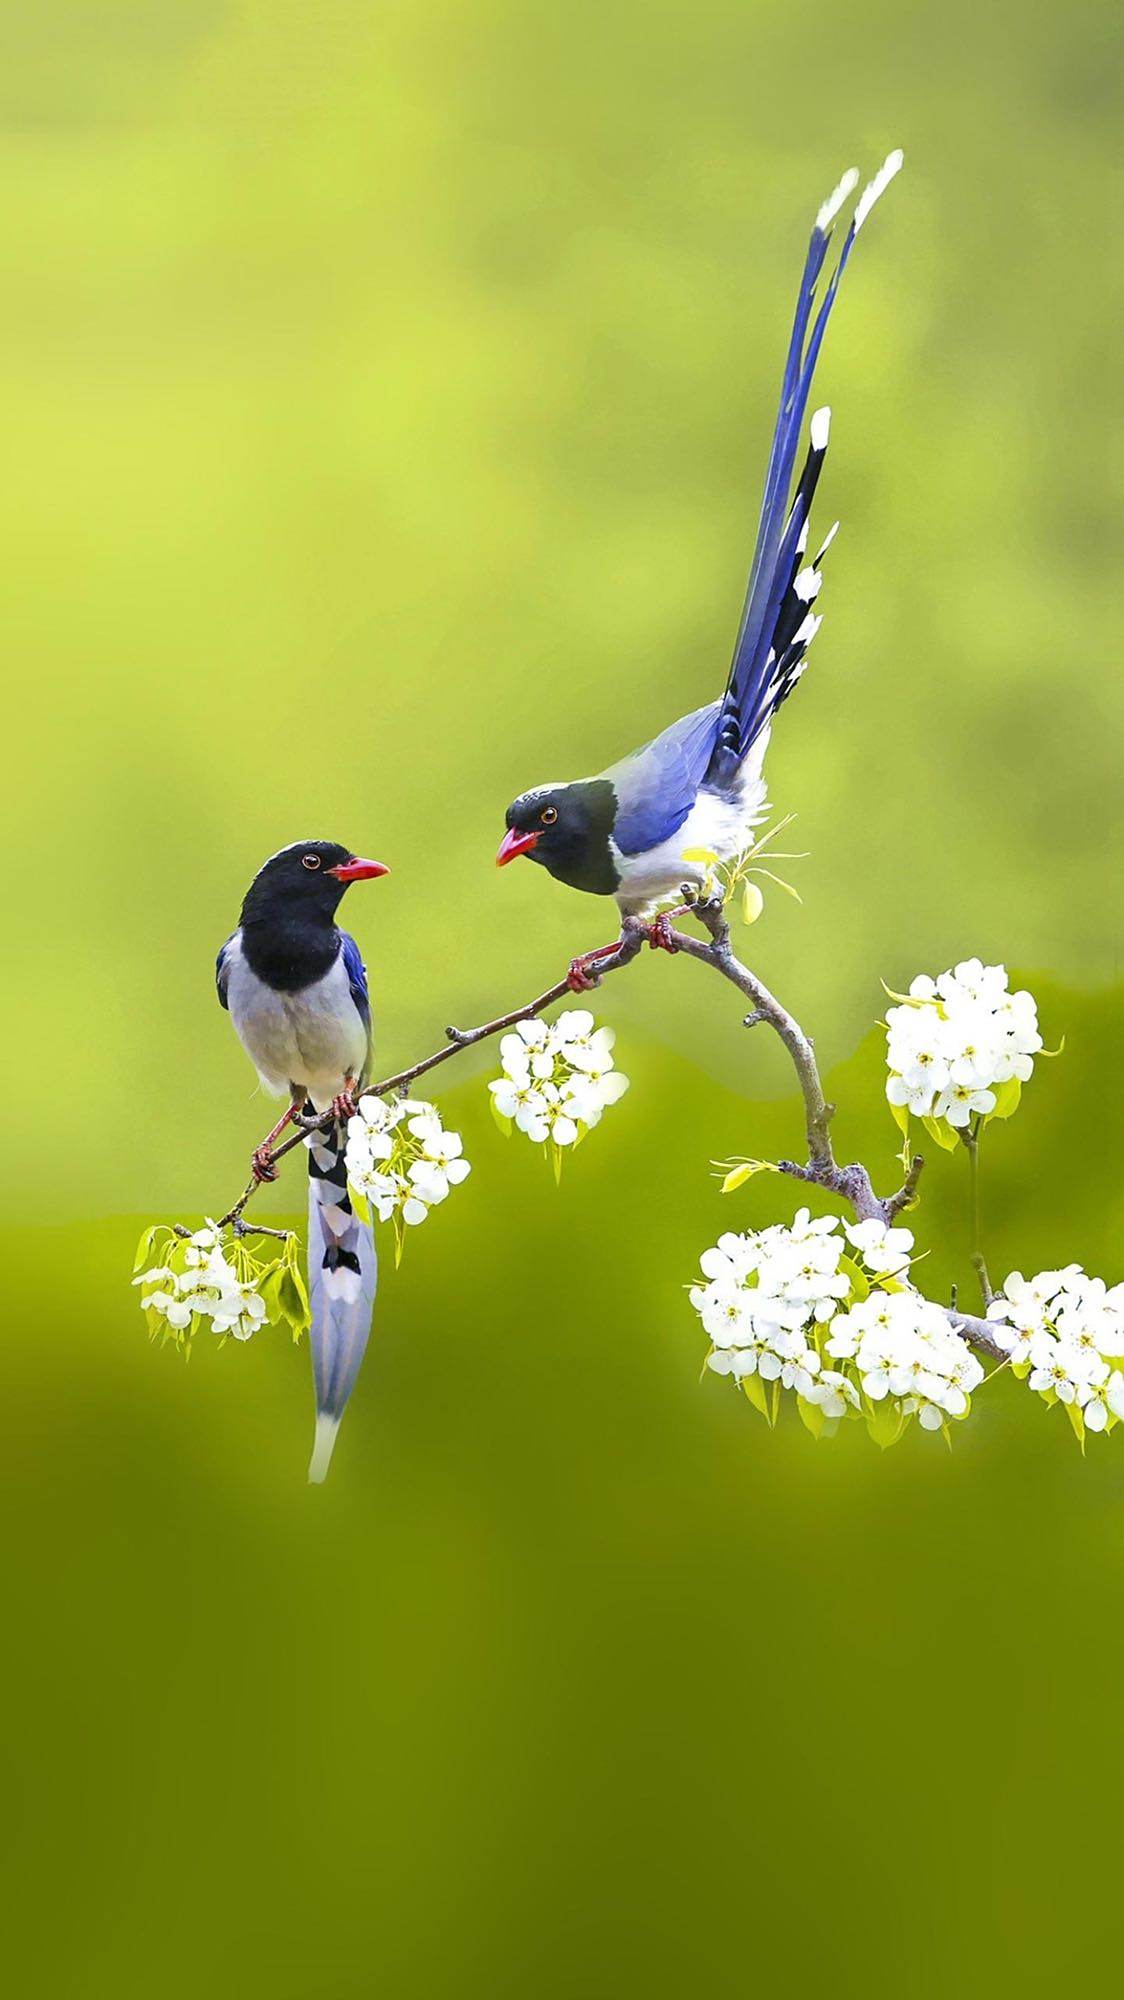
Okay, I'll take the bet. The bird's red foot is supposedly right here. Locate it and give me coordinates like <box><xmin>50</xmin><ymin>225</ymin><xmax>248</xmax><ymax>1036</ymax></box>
<box><xmin>329</xmin><ymin>1089</ymin><xmax>359</xmax><ymax>1125</ymax></box>
<box><xmin>567</xmin><ymin>943</ymin><xmax>621</xmax><ymax>993</ymax></box>
<box><xmin>251</xmin><ymin>1144</ymin><xmax>280</xmax><ymax>1185</ymax></box>
<box><xmin>647</xmin><ymin>912</ymin><xmax>681</xmax><ymax>954</ymax></box>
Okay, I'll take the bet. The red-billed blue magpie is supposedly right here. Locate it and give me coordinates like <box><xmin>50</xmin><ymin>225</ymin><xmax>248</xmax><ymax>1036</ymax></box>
<box><xmin>496</xmin><ymin>153</ymin><xmax>903</xmax><ymax>988</ymax></box>
<box><xmin>216</xmin><ymin>840</ymin><xmax>389</xmax><ymax>1482</ymax></box>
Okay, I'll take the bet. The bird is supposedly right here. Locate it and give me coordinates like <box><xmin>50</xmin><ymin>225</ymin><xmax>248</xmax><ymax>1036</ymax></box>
<box><xmin>496</xmin><ymin>151</ymin><xmax>903</xmax><ymax>989</ymax></box>
<box><xmin>216</xmin><ymin>839</ymin><xmax>389</xmax><ymax>1482</ymax></box>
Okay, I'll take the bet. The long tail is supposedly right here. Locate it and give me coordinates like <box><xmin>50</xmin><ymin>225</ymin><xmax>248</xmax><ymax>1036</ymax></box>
<box><xmin>305</xmin><ymin>1118</ymin><xmax>377</xmax><ymax>1484</ymax></box>
<box><xmin>706</xmin><ymin>150</ymin><xmax>903</xmax><ymax>791</ymax></box>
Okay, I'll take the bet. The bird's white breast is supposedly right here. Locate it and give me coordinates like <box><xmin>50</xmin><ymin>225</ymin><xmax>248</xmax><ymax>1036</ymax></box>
<box><xmin>224</xmin><ymin>935</ymin><xmax>369</xmax><ymax>1109</ymax></box>
<box><xmin>610</xmin><ymin>734</ymin><xmax>771</xmax><ymax>917</ymax></box>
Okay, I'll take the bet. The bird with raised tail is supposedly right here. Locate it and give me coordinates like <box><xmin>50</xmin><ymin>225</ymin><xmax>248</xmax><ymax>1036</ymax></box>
<box><xmin>496</xmin><ymin>151</ymin><xmax>904</xmax><ymax>989</ymax></box>
<box><xmin>215</xmin><ymin>839</ymin><xmax>390</xmax><ymax>1482</ymax></box>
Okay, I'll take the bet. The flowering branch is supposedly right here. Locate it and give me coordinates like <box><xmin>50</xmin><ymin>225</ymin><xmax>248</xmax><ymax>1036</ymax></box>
<box><xmin>202</xmin><ymin>900</ymin><xmax>1010</xmax><ymax>1369</ymax></box>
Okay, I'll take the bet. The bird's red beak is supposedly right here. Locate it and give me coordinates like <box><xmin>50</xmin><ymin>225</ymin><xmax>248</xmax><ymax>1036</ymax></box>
<box><xmin>328</xmin><ymin>857</ymin><xmax>390</xmax><ymax>882</ymax></box>
<box><xmin>496</xmin><ymin>828</ymin><xmax>540</xmax><ymax>867</ymax></box>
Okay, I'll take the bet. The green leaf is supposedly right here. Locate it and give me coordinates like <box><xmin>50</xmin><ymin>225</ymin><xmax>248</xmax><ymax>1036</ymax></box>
<box><xmin>985</xmin><ymin>1075</ymin><xmax>1022</xmax><ymax>1123</ymax></box>
<box><xmin>741</xmin><ymin>881</ymin><xmax>764</xmax><ymax>925</ymax></box>
<box><xmin>888</xmin><ymin>1098</ymin><xmax>910</xmax><ymax>1140</ymax></box>
<box><xmin>796</xmin><ymin>1394</ymin><xmax>824</xmax><ymax>1439</ymax></box>
<box><xmin>258</xmin><ymin>1263</ymin><xmax>287</xmax><ymax>1324</ymax></box>
<box><xmin>489</xmin><ymin>1095</ymin><xmax>513</xmax><ymax>1137</ymax></box>
<box><xmin>921</xmin><ymin>1114</ymin><xmax>960</xmax><ymax>1154</ymax></box>
<box><xmin>880</xmin><ymin>979</ymin><xmax>944</xmax><ymax>1014</ymax></box>
<box><xmin>865</xmin><ymin>1399</ymin><xmax>906</xmax><ymax>1450</ymax></box>
<box><xmin>347</xmin><ymin>1181</ymin><xmax>372</xmax><ymax>1227</ymax></box>
<box><xmin>133</xmin><ymin>1224</ymin><xmax>162</xmax><ymax>1274</ymax></box>
<box><xmin>551</xmin><ymin>1143</ymin><xmax>563</xmax><ymax>1186</ymax></box>
<box><xmin>886</xmin><ymin>1095</ymin><xmax>912</xmax><ymax>1172</ymax></box>
<box><xmin>720</xmin><ymin>1159</ymin><xmax>779</xmax><ymax>1194</ymax></box>
<box><xmin>742</xmin><ymin>1372</ymin><xmax>771</xmax><ymax>1421</ymax></box>
<box><xmin>752</xmin><ymin>867</ymin><xmax>802</xmax><ymax>905</ymax></box>
<box><xmin>277</xmin><ymin>1260</ymin><xmax>310</xmax><ymax>1339</ymax></box>
<box><xmin>1064</xmin><ymin>1398</ymin><xmax>1086</xmax><ymax>1452</ymax></box>
<box><xmin>682</xmin><ymin>846</ymin><xmax>719</xmax><ymax>865</ymax></box>
<box><xmin>837</xmin><ymin>1254</ymin><xmax>870</xmax><ymax>1304</ymax></box>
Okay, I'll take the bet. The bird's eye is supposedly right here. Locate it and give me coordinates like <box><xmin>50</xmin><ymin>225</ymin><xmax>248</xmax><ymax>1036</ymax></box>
<box><xmin>541</xmin><ymin>805</ymin><xmax>558</xmax><ymax>826</ymax></box>
<box><xmin>301</xmin><ymin>853</ymin><xmax>321</xmax><ymax>870</ymax></box>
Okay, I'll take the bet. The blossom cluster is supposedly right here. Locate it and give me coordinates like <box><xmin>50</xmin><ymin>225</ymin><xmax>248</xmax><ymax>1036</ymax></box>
<box><xmin>133</xmin><ymin>1220</ymin><xmax>294</xmax><ymax>1346</ymax></box>
<box><xmin>489</xmin><ymin>1011</ymin><xmax>629</xmax><ymax>1157</ymax></box>
<box><xmin>987</xmin><ymin>1266</ymin><xmax>1124</xmax><ymax>1436</ymax></box>
<box><xmin>345</xmin><ymin>1095</ymin><xmax>470</xmax><ymax>1239</ymax></box>
<box><xmin>884</xmin><ymin>959</ymin><xmax>1042</xmax><ymax>1130</ymax></box>
<box><xmin>692</xmin><ymin>1209</ymin><xmax>984</xmax><ymax>1441</ymax></box>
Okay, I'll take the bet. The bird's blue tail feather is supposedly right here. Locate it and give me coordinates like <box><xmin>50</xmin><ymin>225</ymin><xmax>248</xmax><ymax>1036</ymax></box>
<box><xmin>305</xmin><ymin>1118</ymin><xmax>377</xmax><ymax>1484</ymax></box>
<box><xmin>707</xmin><ymin>151</ymin><xmax>902</xmax><ymax>791</ymax></box>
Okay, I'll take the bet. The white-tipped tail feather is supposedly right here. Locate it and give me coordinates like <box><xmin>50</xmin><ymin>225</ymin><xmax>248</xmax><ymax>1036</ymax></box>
<box><xmin>816</xmin><ymin>166</ymin><xmax>859</xmax><ymax>232</ymax></box>
<box><xmin>308</xmin><ymin>1413</ymin><xmax>340</xmax><ymax>1485</ymax></box>
<box><xmin>810</xmin><ymin>405</ymin><xmax>831</xmax><ymax>452</ymax></box>
<box><xmin>854</xmin><ymin>148</ymin><xmax>904</xmax><ymax>233</ymax></box>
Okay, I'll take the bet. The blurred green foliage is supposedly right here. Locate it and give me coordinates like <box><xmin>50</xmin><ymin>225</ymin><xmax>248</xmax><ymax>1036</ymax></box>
<box><xmin>2</xmin><ymin>1</ymin><xmax>1122</xmax><ymax>1992</ymax></box>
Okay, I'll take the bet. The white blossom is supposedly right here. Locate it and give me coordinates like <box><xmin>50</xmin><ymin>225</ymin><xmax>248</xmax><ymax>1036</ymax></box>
<box><xmin>884</xmin><ymin>961</ymin><xmax>1042</xmax><ymax>1134</ymax></box>
<box><xmin>488</xmin><ymin>1008</ymin><xmax>629</xmax><ymax>1159</ymax></box>
<box><xmin>988</xmin><ymin>1264</ymin><xmax>1124</xmax><ymax>1434</ymax></box>
<box><xmin>692</xmin><ymin>1208</ymin><xmax>981</xmax><ymax>1438</ymax></box>
<box><xmin>134</xmin><ymin>1225</ymin><xmax>280</xmax><ymax>1343</ymax></box>
<box><xmin>345</xmin><ymin>1094</ymin><xmax>471</xmax><ymax>1237</ymax></box>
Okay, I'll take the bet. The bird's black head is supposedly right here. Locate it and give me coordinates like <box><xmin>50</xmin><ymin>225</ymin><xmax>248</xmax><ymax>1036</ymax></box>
<box><xmin>240</xmin><ymin>840</ymin><xmax>389</xmax><ymax>931</ymax></box>
<box><xmin>496</xmin><ymin>781</ymin><xmax>619</xmax><ymax>896</ymax></box>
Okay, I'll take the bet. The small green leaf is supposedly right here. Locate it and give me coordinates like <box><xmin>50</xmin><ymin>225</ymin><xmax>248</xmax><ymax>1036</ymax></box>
<box><xmin>720</xmin><ymin>1159</ymin><xmax>779</xmax><ymax>1194</ymax></box>
<box><xmin>682</xmin><ymin>846</ymin><xmax>719</xmax><ymax>865</ymax></box>
<box><xmin>133</xmin><ymin>1224</ymin><xmax>162</xmax><ymax>1274</ymax></box>
<box><xmin>838</xmin><ymin>1254</ymin><xmax>870</xmax><ymax>1304</ymax></box>
<box><xmin>886</xmin><ymin>1096</ymin><xmax>912</xmax><ymax>1172</ymax></box>
<box><xmin>278</xmin><ymin>1260</ymin><xmax>310</xmax><ymax>1338</ymax></box>
<box><xmin>865</xmin><ymin>1399</ymin><xmax>906</xmax><ymax>1450</ymax></box>
<box><xmin>1064</xmin><ymin>1398</ymin><xmax>1086</xmax><ymax>1452</ymax></box>
<box><xmin>741</xmin><ymin>881</ymin><xmax>764</xmax><ymax>924</ymax></box>
<box><xmin>985</xmin><ymin>1075</ymin><xmax>1022</xmax><ymax>1123</ymax></box>
<box><xmin>347</xmin><ymin>1182</ymin><xmax>372</xmax><ymax>1227</ymax></box>
<box><xmin>920</xmin><ymin>1114</ymin><xmax>960</xmax><ymax>1154</ymax></box>
<box><xmin>752</xmin><ymin>867</ymin><xmax>802</xmax><ymax>905</ymax></box>
<box><xmin>888</xmin><ymin>1098</ymin><xmax>910</xmax><ymax>1140</ymax></box>
<box><xmin>742</xmin><ymin>1372</ymin><xmax>770</xmax><ymax>1421</ymax></box>
<box><xmin>551</xmin><ymin>1144</ymin><xmax>563</xmax><ymax>1186</ymax></box>
<box><xmin>489</xmin><ymin>1095</ymin><xmax>513</xmax><ymax>1137</ymax></box>
<box><xmin>796</xmin><ymin>1394</ymin><xmax>825</xmax><ymax>1439</ymax></box>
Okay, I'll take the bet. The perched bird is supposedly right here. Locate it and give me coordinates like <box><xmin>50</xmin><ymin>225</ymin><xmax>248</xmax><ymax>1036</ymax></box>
<box><xmin>496</xmin><ymin>152</ymin><xmax>903</xmax><ymax>988</ymax></box>
<box><xmin>216</xmin><ymin>839</ymin><xmax>389</xmax><ymax>1482</ymax></box>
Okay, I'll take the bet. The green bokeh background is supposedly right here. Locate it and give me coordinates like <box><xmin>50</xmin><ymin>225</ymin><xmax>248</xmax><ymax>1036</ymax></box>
<box><xmin>3</xmin><ymin>2</ymin><xmax>1123</xmax><ymax>1992</ymax></box>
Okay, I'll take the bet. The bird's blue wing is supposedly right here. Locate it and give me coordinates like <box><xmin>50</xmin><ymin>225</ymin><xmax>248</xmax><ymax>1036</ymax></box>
<box><xmin>339</xmin><ymin>931</ymin><xmax>371</xmax><ymax>1038</ymax></box>
<box><xmin>215</xmin><ymin>936</ymin><xmax>234</xmax><ymax>1010</ymax></box>
<box><xmin>608</xmin><ymin>700</ymin><xmax>723</xmax><ymax>855</ymax></box>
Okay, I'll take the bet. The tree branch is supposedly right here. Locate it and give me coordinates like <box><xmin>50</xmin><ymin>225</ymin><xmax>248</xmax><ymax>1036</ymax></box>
<box><xmin>211</xmin><ymin>900</ymin><xmax>999</xmax><ymax>1358</ymax></box>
